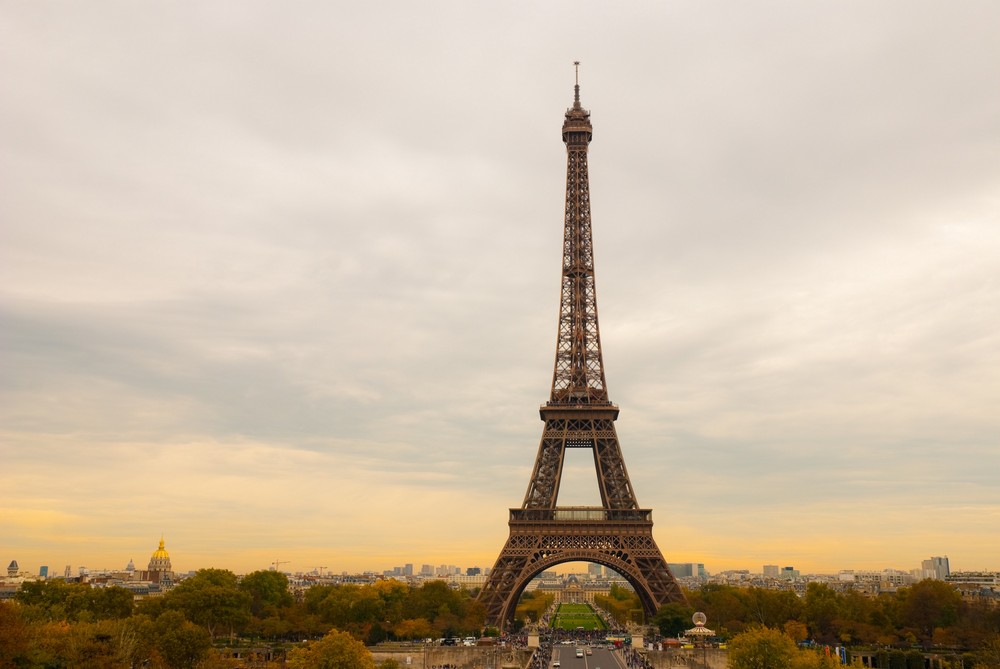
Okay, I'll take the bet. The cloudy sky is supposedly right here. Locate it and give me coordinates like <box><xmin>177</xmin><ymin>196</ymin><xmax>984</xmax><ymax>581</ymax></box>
<box><xmin>2</xmin><ymin>1</ymin><xmax>999</xmax><ymax>578</ymax></box>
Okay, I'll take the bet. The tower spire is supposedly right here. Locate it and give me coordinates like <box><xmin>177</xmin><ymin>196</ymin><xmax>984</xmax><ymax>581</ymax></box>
<box><xmin>573</xmin><ymin>60</ymin><xmax>581</xmax><ymax>107</ymax></box>
<box><xmin>556</xmin><ymin>61</ymin><xmax>602</xmax><ymax>403</ymax></box>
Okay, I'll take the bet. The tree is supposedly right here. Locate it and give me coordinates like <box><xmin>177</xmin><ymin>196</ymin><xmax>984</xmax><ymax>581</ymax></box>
<box><xmin>516</xmin><ymin>591</ymin><xmax>554</xmax><ymax>624</ymax></box>
<box><xmin>0</xmin><ymin>601</ymin><xmax>33</xmax><ymax>666</ymax></box>
<box><xmin>897</xmin><ymin>579</ymin><xmax>962</xmax><ymax>644</ymax></box>
<box><xmin>286</xmin><ymin>628</ymin><xmax>377</xmax><ymax>669</ymax></box>
<box><xmin>976</xmin><ymin>633</ymin><xmax>1000</xmax><ymax>669</ymax></box>
<box><xmin>789</xmin><ymin>649</ymin><xmax>842</xmax><ymax>669</ymax></box>
<box><xmin>240</xmin><ymin>569</ymin><xmax>294</xmax><ymax>616</ymax></box>
<box><xmin>370</xmin><ymin>579</ymin><xmax>410</xmax><ymax>622</ymax></box>
<box><xmin>804</xmin><ymin>583</ymin><xmax>841</xmax><ymax>642</ymax></box>
<box><xmin>394</xmin><ymin>617</ymin><xmax>435</xmax><ymax>640</ymax></box>
<box><xmin>727</xmin><ymin>626</ymin><xmax>797</xmax><ymax>669</ymax></box>
<box><xmin>595</xmin><ymin>587</ymin><xmax>645</xmax><ymax>626</ymax></box>
<box><xmin>94</xmin><ymin>585</ymin><xmax>135</xmax><ymax>620</ymax></box>
<box><xmin>729</xmin><ymin>627</ymin><xmax>842</xmax><ymax>669</ymax></box>
<box><xmin>154</xmin><ymin>610</ymin><xmax>212</xmax><ymax>669</ymax></box>
<box><xmin>13</xmin><ymin>579</ymin><xmax>132</xmax><ymax>622</ymax></box>
<box><xmin>654</xmin><ymin>602</ymin><xmax>694</xmax><ymax>637</ymax></box>
<box><xmin>744</xmin><ymin>587</ymin><xmax>803</xmax><ymax>628</ymax></box>
<box><xmin>60</xmin><ymin>619</ymin><xmax>124</xmax><ymax>669</ymax></box>
<box><xmin>460</xmin><ymin>596</ymin><xmax>486</xmax><ymax>634</ymax></box>
<box><xmin>403</xmin><ymin>581</ymin><xmax>460</xmax><ymax>622</ymax></box>
<box><xmin>166</xmin><ymin>568</ymin><xmax>252</xmax><ymax>637</ymax></box>
<box><xmin>118</xmin><ymin>614</ymin><xmax>158</xmax><ymax>669</ymax></box>
<box><xmin>784</xmin><ymin>620</ymin><xmax>809</xmax><ymax>644</ymax></box>
<box><xmin>689</xmin><ymin>584</ymin><xmax>751</xmax><ymax>635</ymax></box>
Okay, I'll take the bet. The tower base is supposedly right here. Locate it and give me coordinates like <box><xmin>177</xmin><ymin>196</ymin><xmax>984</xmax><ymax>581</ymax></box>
<box><xmin>478</xmin><ymin>508</ymin><xmax>685</xmax><ymax>631</ymax></box>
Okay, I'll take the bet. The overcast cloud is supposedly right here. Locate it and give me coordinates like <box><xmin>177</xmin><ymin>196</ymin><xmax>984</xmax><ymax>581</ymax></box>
<box><xmin>2</xmin><ymin>0</ymin><xmax>998</xmax><ymax>576</ymax></box>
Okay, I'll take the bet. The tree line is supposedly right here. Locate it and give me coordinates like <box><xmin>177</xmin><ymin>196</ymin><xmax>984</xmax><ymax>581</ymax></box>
<box><xmin>3</xmin><ymin>572</ymin><xmax>999</xmax><ymax>668</ymax></box>
<box><xmin>1</xmin><ymin>568</ymin><xmax>485</xmax><ymax>668</ymax></box>
<box><xmin>670</xmin><ymin>581</ymin><xmax>999</xmax><ymax>650</ymax></box>
<box><xmin>587</xmin><ymin>580</ymin><xmax>998</xmax><ymax>668</ymax></box>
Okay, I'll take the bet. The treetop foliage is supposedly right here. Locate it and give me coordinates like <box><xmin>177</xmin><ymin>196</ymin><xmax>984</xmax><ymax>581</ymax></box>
<box><xmin>2</xmin><ymin>571</ymin><xmax>486</xmax><ymax>668</ymax></box>
<box><xmin>678</xmin><ymin>580</ymin><xmax>999</xmax><ymax>649</ymax></box>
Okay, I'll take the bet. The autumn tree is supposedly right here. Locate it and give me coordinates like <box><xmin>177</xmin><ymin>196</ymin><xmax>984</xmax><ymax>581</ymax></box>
<box><xmin>0</xmin><ymin>601</ymin><xmax>33</xmax><ymax>666</ymax></box>
<box><xmin>404</xmin><ymin>580</ymin><xmax>480</xmax><ymax>637</ymax></box>
<box><xmin>687</xmin><ymin>584</ymin><xmax>751</xmax><ymax>635</ymax></box>
<box><xmin>897</xmin><ymin>579</ymin><xmax>962</xmax><ymax>645</ymax></box>
<box><xmin>595</xmin><ymin>584</ymin><xmax>645</xmax><ymax>626</ymax></box>
<box><xmin>286</xmin><ymin>628</ymin><xmax>377</xmax><ymax>669</ymax></box>
<box><xmin>153</xmin><ymin>610</ymin><xmax>212</xmax><ymax>668</ymax></box>
<box><xmin>727</xmin><ymin>626</ymin><xmax>798</xmax><ymax>669</ymax></box>
<box><xmin>743</xmin><ymin>587</ymin><xmax>803</xmax><ymax>627</ymax></box>
<box><xmin>975</xmin><ymin>633</ymin><xmax>1000</xmax><ymax>669</ymax></box>
<box><xmin>163</xmin><ymin>568</ymin><xmax>251</xmax><ymax>638</ymax></box>
<box><xmin>804</xmin><ymin>583</ymin><xmax>841</xmax><ymax>642</ymax></box>
<box><xmin>14</xmin><ymin>579</ymin><xmax>133</xmax><ymax>622</ymax></box>
<box><xmin>394</xmin><ymin>617</ymin><xmax>435</xmax><ymax>640</ymax></box>
<box><xmin>784</xmin><ymin>620</ymin><xmax>809</xmax><ymax>644</ymax></box>
<box><xmin>516</xmin><ymin>591</ymin><xmax>554</xmax><ymax>625</ymax></box>
<box><xmin>239</xmin><ymin>569</ymin><xmax>293</xmax><ymax>617</ymax></box>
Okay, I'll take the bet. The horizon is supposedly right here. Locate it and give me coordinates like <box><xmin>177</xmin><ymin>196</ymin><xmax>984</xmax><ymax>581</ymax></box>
<box><xmin>3</xmin><ymin>2</ymin><xmax>999</xmax><ymax>581</ymax></box>
<box><xmin>5</xmin><ymin>545</ymin><xmax>986</xmax><ymax>580</ymax></box>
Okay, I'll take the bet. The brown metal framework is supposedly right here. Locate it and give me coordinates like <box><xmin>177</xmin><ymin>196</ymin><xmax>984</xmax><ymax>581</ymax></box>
<box><xmin>478</xmin><ymin>68</ymin><xmax>686</xmax><ymax>631</ymax></box>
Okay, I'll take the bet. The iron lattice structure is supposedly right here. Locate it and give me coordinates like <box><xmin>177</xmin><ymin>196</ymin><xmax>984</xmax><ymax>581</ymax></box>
<box><xmin>478</xmin><ymin>70</ymin><xmax>686</xmax><ymax>631</ymax></box>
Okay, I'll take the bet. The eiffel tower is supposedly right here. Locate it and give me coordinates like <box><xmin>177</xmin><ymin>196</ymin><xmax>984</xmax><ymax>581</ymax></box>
<box><xmin>478</xmin><ymin>66</ymin><xmax>687</xmax><ymax>631</ymax></box>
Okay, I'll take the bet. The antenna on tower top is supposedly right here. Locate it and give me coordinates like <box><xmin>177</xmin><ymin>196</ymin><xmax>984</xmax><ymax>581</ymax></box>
<box><xmin>573</xmin><ymin>61</ymin><xmax>581</xmax><ymax>106</ymax></box>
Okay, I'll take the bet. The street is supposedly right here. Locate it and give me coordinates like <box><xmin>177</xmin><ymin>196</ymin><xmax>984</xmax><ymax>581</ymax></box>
<box><xmin>547</xmin><ymin>644</ymin><xmax>624</xmax><ymax>669</ymax></box>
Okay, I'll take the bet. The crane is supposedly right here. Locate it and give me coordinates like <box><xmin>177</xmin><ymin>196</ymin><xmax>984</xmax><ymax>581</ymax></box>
<box><xmin>313</xmin><ymin>566</ymin><xmax>328</xmax><ymax>577</ymax></box>
<box><xmin>270</xmin><ymin>560</ymin><xmax>289</xmax><ymax>572</ymax></box>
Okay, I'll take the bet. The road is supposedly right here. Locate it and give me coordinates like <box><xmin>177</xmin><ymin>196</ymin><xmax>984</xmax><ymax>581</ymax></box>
<box><xmin>547</xmin><ymin>644</ymin><xmax>624</xmax><ymax>669</ymax></box>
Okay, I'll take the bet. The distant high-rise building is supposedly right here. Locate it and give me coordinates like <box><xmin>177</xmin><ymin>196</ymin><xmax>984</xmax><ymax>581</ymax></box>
<box><xmin>921</xmin><ymin>556</ymin><xmax>950</xmax><ymax>580</ymax></box>
<box><xmin>421</xmin><ymin>564</ymin><xmax>434</xmax><ymax>576</ymax></box>
<box><xmin>668</xmin><ymin>563</ymin><xmax>707</xmax><ymax>578</ymax></box>
<box><xmin>6</xmin><ymin>560</ymin><xmax>18</xmax><ymax>578</ymax></box>
<box><xmin>781</xmin><ymin>566</ymin><xmax>799</xmax><ymax>579</ymax></box>
<box><xmin>668</xmin><ymin>563</ymin><xmax>689</xmax><ymax>578</ymax></box>
<box><xmin>588</xmin><ymin>564</ymin><xmax>604</xmax><ymax>578</ymax></box>
<box><xmin>467</xmin><ymin>567</ymin><xmax>482</xmax><ymax>576</ymax></box>
<box><xmin>403</xmin><ymin>564</ymin><xmax>414</xmax><ymax>576</ymax></box>
<box><xmin>39</xmin><ymin>565</ymin><xmax>48</xmax><ymax>579</ymax></box>
<box><xmin>763</xmin><ymin>565</ymin><xmax>780</xmax><ymax>578</ymax></box>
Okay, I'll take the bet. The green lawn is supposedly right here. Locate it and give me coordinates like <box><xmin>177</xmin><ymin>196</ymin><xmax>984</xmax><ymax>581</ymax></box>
<box><xmin>550</xmin><ymin>603</ymin><xmax>608</xmax><ymax>631</ymax></box>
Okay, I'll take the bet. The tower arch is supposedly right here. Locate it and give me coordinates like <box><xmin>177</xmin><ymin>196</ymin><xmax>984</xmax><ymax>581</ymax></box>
<box><xmin>492</xmin><ymin>551</ymin><xmax>673</xmax><ymax>630</ymax></box>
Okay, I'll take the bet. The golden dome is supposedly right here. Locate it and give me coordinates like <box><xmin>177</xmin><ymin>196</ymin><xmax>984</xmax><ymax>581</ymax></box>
<box><xmin>150</xmin><ymin>537</ymin><xmax>170</xmax><ymax>560</ymax></box>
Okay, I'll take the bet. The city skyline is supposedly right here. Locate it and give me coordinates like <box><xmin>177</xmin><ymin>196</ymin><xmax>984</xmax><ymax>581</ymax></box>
<box><xmin>3</xmin><ymin>2</ymin><xmax>999</xmax><ymax>577</ymax></box>
<box><xmin>3</xmin><ymin>545</ymin><xmax>975</xmax><ymax>581</ymax></box>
